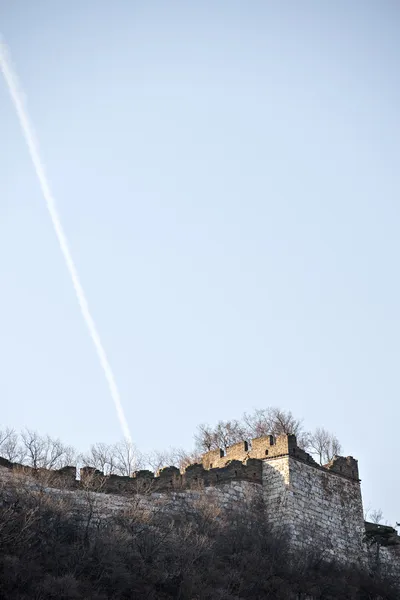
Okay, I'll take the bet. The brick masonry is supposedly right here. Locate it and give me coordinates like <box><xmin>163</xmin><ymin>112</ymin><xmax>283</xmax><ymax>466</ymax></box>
<box><xmin>262</xmin><ymin>456</ymin><xmax>366</xmax><ymax>567</ymax></box>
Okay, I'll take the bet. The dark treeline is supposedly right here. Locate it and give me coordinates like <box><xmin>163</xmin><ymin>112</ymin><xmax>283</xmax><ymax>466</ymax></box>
<box><xmin>0</xmin><ymin>470</ymin><xmax>397</xmax><ymax>600</ymax></box>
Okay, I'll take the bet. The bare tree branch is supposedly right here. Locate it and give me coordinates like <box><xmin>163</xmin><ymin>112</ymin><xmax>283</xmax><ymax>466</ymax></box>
<box><xmin>20</xmin><ymin>430</ymin><xmax>76</xmax><ymax>470</ymax></box>
<box><xmin>0</xmin><ymin>428</ymin><xmax>22</xmax><ymax>462</ymax></box>
<box><xmin>113</xmin><ymin>439</ymin><xmax>143</xmax><ymax>476</ymax></box>
<box><xmin>308</xmin><ymin>427</ymin><xmax>341</xmax><ymax>465</ymax></box>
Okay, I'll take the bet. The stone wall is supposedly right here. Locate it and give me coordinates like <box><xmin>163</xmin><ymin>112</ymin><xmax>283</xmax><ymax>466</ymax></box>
<box><xmin>0</xmin><ymin>435</ymin><xmax>358</xmax><ymax>494</ymax></box>
<box><xmin>79</xmin><ymin>458</ymin><xmax>263</xmax><ymax>493</ymax></box>
<box><xmin>0</xmin><ymin>434</ymin><xmax>398</xmax><ymax>584</ymax></box>
<box><xmin>0</xmin><ymin>462</ymin><xmax>261</xmax><ymax>522</ymax></box>
<box><xmin>374</xmin><ymin>546</ymin><xmax>400</xmax><ymax>584</ymax></box>
<box><xmin>0</xmin><ymin>456</ymin><xmax>78</xmax><ymax>488</ymax></box>
<box><xmin>201</xmin><ymin>434</ymin><xmax>299</xmax><ymax>469</ymax></box>
<box><xmin>201</xmin><ymin>434</ymin><xmax>360</xmax><ymax>481</ymax></box>
<box><xmin>0</xmin><ymin>454</ymin><xmax>263</xmax><ymax>495</ymax></box>
<box><xmin>364</xmin><ymin>523</ymin><xmax>400</xmax><ymax>585</ymax></box>
<box><xmin>262</xmin><ymin>455</ymin><xmax>366</xmax><ymax>567</ymax></box>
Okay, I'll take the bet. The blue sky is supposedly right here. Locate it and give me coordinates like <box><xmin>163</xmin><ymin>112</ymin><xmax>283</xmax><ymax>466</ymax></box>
<box><xmin>1</xmin><ymin>1</ymin><xmax>399</xmax><ymax>524</ymax></box>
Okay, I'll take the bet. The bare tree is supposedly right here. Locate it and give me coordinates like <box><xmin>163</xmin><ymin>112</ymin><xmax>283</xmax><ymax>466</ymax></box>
<box><xmin>243</xmin><ymin>407</ymin><xmax>305</xmax><ymax>439</ymax></box>
<box><xmin>81</xmin><ymin>441</ymin><xmax>144</xmax><ymax>477</ymax></box>
<box><xmin>20</xmin><ymin>430</ymin><xmax>47</xmax><ymax>469</ymax></box>
<box><xmin>195</xmin><ymin>409</ymin><xmax>310</xmax><ymax>454</ymax></box>
<box><xmin>308</xmin><ymin>427</ymin><xmax>341</xmax><ymax>465</ymax></box>
<box><xmin>145</xmin><ymin>448</ymin><xmax>185</xmax><ymax>474</ymax></box>
<box><xmin>44</xmin><ymin>435</ymin><xmax>76</xmax><ymax>469</ymax></box>
<box><xmin>195</xmin><ymin>420</ymin><xmax>245</xmax><ymax>453</ymax></box>
<box><xmin>169</xmin><ymin>447</ymin><xmax>201</xmax><ymax>471</ymax></box>
<box><xmin>194</xmin><ymin>424</ymin><xmax>216</xmax><ymax>452</ymax></box>
<box><xmin>113</xmin><ymin>439</ymin><xmax>143</xmax><ymax>476</ymax></box>
<box><xmin>215</xmin><ymin>420</ymin><xmax>246</xmax><ymax>450</ymax></box>
<box><xmin>20</xmin><ymin>430</ymin><xmax>76</xmax><ymax>470</ymax></box>
<box><xmin>78</xmin><ymin>468</ymin><xmax>107</xmax><ymax>547</ymax></box>
<box><xmin>0</xmin><ymin>428</ymin><xmax>22</xmax><ymax>462</ymax></box>
<box><xmin>369</xmin><ymin>508</ymin><xmax>384</xmax><ymax>525</ymax></box>
<box><xmin>193</xmin><ymin>408</ymin><xmax>341</xmax><ymax>457</ymax></box>
<box><xmin>145</xmin><ymin>449</ymin><xmax>170</xmax><ymax>474</ymax></box>
<box><xmin>80</xmin><ymin>442</ymin><xmax>117</xmax><ymax>475</ymax></box>
<box><xmin>144</xmin><ymin>446</ymin><xmax>200</xmax><ymax>474</ymax></box>
<box><xmin>0</xmin><ymin>427</ymin><xmax>14</xmax><ymax>447</ymax></box>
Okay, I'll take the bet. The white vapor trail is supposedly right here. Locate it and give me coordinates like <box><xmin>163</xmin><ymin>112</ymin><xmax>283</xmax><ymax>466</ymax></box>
<box><xmin>0</xmin><ymin>38</ymin><xmax>132</xmax><ymax>444</ymax></box>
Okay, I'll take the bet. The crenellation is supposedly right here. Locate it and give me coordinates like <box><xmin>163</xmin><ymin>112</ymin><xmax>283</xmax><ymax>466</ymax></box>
<box><xmin>200</xmin><ymin>433</ymin><xmax>344</xmax><ymax>475</ymax></box>
<box><xmin>324</xmin><ymin>455</ymin><xmax>359</xmax><ymax>480</ymax></box>
<box><xmin>134</xmin><ymin>469</ymin><xmax>154</xmax><ymax>480</ymax></box>
<box><xmin>225</xmin><ymin>440</ymin><xmax>249</xmax><ymax>460</ymax></box>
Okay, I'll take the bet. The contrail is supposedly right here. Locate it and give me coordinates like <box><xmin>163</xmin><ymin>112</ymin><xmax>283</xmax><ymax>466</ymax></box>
<box><xmin>0</xmin><ymin>38</ymin><xmax>132</xmax><ymax>444</ymax></box>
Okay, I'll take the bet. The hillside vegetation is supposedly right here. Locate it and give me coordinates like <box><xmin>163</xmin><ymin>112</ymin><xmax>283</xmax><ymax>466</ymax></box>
<box><xmin>0</xmin><ymin>469</ymin><xmax>397</xmax><ymax>600</ymax></box>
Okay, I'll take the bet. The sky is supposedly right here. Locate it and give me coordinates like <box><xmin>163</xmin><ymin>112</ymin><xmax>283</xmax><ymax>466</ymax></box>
<box><xmin>0</xmin><ymin>1</ymin><xmax>399</xmax><ymax>525</ymax></box>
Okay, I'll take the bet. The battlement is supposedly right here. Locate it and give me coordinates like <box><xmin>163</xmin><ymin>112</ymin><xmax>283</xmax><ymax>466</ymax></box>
<box><xmin>201</xmin><ymin>434</ymin><xmax>359</xmax><ymax>481</ymax></box>
<box><xmin>323</xmin><ymin>455</ymin><xmax>359</xmax><ymax>480</ymax></box>
<box><xmin>0</xmin><ymin>456</ymin><xmax>78</xmax><ymax>487</ymax></box>
<box><xmin>202</xmin><ymin>434</ymin><xmax>297</xmax><ymax>468</ymax></box>
<box><xmin>0</xmin><ymin>434</ymin><xmax>360</xmax><ymax>497</ymax></box>
<box><xmin>79</xmin><ymin>457</ymin><xmax>264</xmax><ymax>492</ymax></box>
<box><xmin>0</xmin><ymin>454</ymin><xmax>263</xmax><ymax>494</ymax></box>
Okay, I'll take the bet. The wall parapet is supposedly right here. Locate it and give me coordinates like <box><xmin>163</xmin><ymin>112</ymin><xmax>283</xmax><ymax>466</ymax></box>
<box><xmin>79</xmin><ymin>458</ymin><xmax>263</xmax><ymax>493</ymax></box>
<box><xmin>0</xmin><ymin>456</ymin><xmax>78</xmax><ymax>487</ymax></box>
<box><xmin>201</xmin><ymin>434</ymin><xmax>360</xmax><ymax>481</ymax></box>
<box><xmin>0</xmin><ymin>434</ymin><xmax>360</xmax><ymax>497</ymax></box>
<box><xmin>0</xmin><ymin>454</ymin><xmax>263</xmax><ymax>495</ymax></box>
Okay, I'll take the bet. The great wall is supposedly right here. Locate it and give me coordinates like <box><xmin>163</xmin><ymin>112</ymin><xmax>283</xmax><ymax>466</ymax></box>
<box><xmin>0</xmin><ymin>433</ymin><xmax>399</xmax><ymax>585</ymax></box>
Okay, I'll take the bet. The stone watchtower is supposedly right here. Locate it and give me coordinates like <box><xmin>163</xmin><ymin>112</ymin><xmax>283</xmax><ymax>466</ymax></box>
<box><xmin>202</xmin><ymin>434</ymin><xmax>366</xmax><ymax>565</ymax></box>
